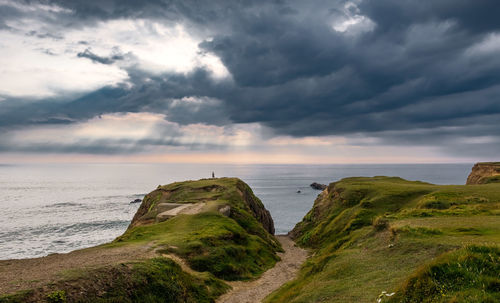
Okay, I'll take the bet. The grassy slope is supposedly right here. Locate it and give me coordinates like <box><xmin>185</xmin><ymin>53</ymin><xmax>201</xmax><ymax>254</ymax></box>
<box><xmin>115</xmin><ymin>177</ymin><xmax>281</xmax><ymax>280</ymax></box>
<box><xmin>1</xmin><ymin>178</ymin><xmax>280</xmax><ymax>303</ymax></box>
<box><xmin>266</xmin><ymin>177</ymin><xmax>500</xmax><ymax>303</ymax></box>
<box><xmin>1</xmin><ymin>258</ymin><xmax>229</xmax><ymax>303</ymax></box>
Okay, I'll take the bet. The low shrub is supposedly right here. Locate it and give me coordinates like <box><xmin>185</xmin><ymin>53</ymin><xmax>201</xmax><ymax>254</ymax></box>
<box><xmin>372</xmin><ymin>216</ymin><xmax>389</xmax><ymax>231</ymax></box>
<box><xmin>46</xmin><ymin>291</ymin><xmax>66</xmax><ymax>303</ymax></box>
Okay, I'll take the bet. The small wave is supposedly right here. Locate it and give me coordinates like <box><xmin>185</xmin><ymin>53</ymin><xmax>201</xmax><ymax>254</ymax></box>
<box><xmin>79</xmin><ymin>194</ymin><xmax>144</xmax><ymax>202</ymax></box>
<box><xmin>49</xmin><ymin>220</ymin><xmax>130</xmax><ymax>235</ymax></box>
<box><xmin>5</xmin><ymin>186</ymin><xmax>51</xmax><ymax>190</ymax></box>
<box><xmin>2</xmin><ymin>220</ymin><xmax>131</xmax><ymax>239</ymax></box>
<box><xmin>103</xmin><ymin>195</ymin><xmax>132</xmax><ymax>199</ymax></box>
<box><xmin>0</xmin><ymin>229</ymin><xmax>24</xmax><ymax>239</ymax></box>
<box><xmin>44</xmin><ymin>202</ymin><xmax>84</xmax><ymax>208</ymax></box>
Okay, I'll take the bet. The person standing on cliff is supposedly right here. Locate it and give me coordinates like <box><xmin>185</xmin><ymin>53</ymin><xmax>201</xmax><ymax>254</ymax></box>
<box><xmin>212</xmin><ymin>171</ymin><xmax>215</xmax><ymax>178</ymax></box>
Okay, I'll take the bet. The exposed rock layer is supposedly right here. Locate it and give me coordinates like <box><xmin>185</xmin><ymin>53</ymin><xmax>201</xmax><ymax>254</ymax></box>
<box><xmin>236</xmin><ymin>180</ymin><xmax>275</xmax><ymax>234</ymax></box>
<box><xmin>0</xmin><ymin>178</ymin><xmax>279</xmax><ymax>302</ymax></box>
<box><xmin>129</xmin><ymin>178</ymin><xmax>275</xmax><ymax>234</ymax></box>
<box><xmin>466</xmin><ymin>162</ymin><xmax>500</xmax><ymax>184</ymax></box>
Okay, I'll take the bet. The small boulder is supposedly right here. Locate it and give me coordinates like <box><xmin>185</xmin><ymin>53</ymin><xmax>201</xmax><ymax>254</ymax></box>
<box><xmin>130</xmin><ymin>199</ymin><xmax>142</xmax><ymax>204</ymax></box>
<box><xmin>156</xmin><ymin>203</ymin><xmax>184</xmax><ymax>213</ymax></box>
<box><xmin>310</xmin><ymin>182</ymin><xmax>327</xmax><ymax>190</ymax></box>
<box><xmin>219</xmin><ymin>205</ymin><xmax>231</xmax><ymax>217</ymax></box>
<box><xmin>157</xmin><ymin>211</ymin><xmax>175</xmax><ymax>222</ymax></box>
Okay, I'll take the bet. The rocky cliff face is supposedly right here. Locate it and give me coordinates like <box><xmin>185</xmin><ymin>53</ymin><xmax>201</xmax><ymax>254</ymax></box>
<box><xmin>235</xmin><ymin>179</ymin><xmax>275</xmax><ymax>234</ymax></box>
<box><xmin>0</xmin><ymin>178</ymin><xmax>280</xmax><ymax>303</ymax></box>
<box><xmin>466</xmin><ymin>162</ymin><xmax>500</xmax><ymax>184</ymax></box>
<box><xmin>273</xmin><ymin>176</ymin><xmax>500</xmax><ymax>303</ymax></box>
<box><xmin>129</xmin><ymin>177</ymin><xmax>275</xmax><ymax>234</ymax></box>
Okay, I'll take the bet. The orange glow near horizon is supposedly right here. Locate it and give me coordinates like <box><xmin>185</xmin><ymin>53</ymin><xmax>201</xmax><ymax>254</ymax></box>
<box><xmin>0</xmin><ymin>151</ymin><xmax>478</xmax><ymax>165</ymax></box>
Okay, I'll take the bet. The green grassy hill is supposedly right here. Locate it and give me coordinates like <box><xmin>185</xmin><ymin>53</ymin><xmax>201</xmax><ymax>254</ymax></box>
<box><xmin>0</xmin><ymin>178</ymin><xmax>281</xmax><ymax>303</ymax></box>
<box><xmin>266</xmin><ymin>176</ymin><xmax>500</xmax><ymax>303</ymax></box>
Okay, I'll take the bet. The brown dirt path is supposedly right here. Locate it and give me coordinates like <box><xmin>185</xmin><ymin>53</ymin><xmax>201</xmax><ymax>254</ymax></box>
<box><xmin>0</xmin><ymin>243</ymin><xmax>157</xmax><ymax>295</ymax></box>
<box><xmin>217</xmin><ymin>235</ymin><xmax>307</xmax><ymax>303</ymax></box>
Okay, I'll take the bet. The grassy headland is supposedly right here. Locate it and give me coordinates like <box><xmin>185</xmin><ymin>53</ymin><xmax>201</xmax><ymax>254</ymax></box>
<box><xmin>267</xmin><ymin>176</ymin><xmax>500</xmax><ymax>302</ymax></box>
<box><xmin>0</xmin><ymin>178</ymin><xmax>281</xmax><ymax>302</ymax></box>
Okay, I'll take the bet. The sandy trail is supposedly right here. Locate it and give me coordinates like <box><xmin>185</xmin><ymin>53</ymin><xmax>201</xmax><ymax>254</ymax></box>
<box><xmin>217</xmin><ymin>235</ymin><xmax>307</xmax><ymax>303</ymax></box>
<box><xmin>0</xmin><ymin>243</ymin><xmax>157</xmax><ymax>295</ymax></box>
<box><xmin>0</xmin><ymin>208</ymin><xmax>301</xmax><ymax>302</ymax></box>
<box><xmin>180</xmin><ymin>202</ymin><xmax>206</xmax><ymax>215</ymax></box>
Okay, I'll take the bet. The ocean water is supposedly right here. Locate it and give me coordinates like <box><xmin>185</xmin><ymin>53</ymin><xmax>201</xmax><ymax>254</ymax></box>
<box><xmin>0</xmin><ymin>163</ymin><xmax>473</xmax><ymax>260</ymax></box>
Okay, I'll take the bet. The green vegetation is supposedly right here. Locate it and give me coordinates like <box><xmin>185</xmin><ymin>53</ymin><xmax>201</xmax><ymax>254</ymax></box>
<box><xmin>46</xmin><ymin>291</ymin><xmax>66</xmax><ymax>303</ymax></box>
<box><xmin>267</xmin><ymin>176</ymin><xmax>500</xmax><ymax>303</ymax></box>
<box><xmin>388</xmin><ymin>245</ymin><xmax>500</xmax><ymax>303</ymax></box>
<box><xmin>115</xmin><ymin>212</ymin><xmax>279</xmax><ymax>280</ymax></box>
<box><xmin>1</xmin><ymin>178</ymin><xmax>280</xmax><ymax>302</ymax></box>
<box><xmin>0</xmin><ymin>291</ymin><xmax>34</xmax><ymax>303</ymax></box>
<box><xmin>483</xmin><ymin>175</ymin><xmax>500</xmax><ymax>184</ymax></box>
<box><xmin>118</xmin><ymin>177</ymin><xmax>280</xmax><ymax>280</ymax></box>
<box><xmin>76</xmin><ymin>257</ymin><xmax>230</xmax><ymax>303</ymax></box>
<box><xmin>1</xmin><ymin>258</ymin><xmax>229</xmax><ymax>303</ymax></box>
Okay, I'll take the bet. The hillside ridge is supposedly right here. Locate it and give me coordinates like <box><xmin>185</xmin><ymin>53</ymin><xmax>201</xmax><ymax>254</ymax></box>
<box><xmin>268</xmin><ymin>172</ymin><xmax>500</xmax><ymax>302</ymax></box>
<box><xmin>0</xmin><ymin>177</ymin><xmax>280</xmax><ymax>303</ymax></box>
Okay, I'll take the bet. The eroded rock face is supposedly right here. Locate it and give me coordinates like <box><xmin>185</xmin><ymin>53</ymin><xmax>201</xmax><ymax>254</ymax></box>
<box><xmin>289</xmin><ymin>185</ymin><xmax>331</xmax><ymax>239</ymax></box>
<box><xmin>466</xmin><ymin>162</ymin><xmax>500</xmax><ymax>185</ymax></box>
<box><xmin>236</xmin><ymin>180</ymin><xmax>275</xmax><ymax>235</ymax></box>
<box><xmin>218</xmin><ymin>205</ymin><xmax>231</xmax><ymax>217</ymax></box>
<box><xmin>128</xmin><ymin>178</ymin><xmax>275</xmax><ymax>235</ymax></box>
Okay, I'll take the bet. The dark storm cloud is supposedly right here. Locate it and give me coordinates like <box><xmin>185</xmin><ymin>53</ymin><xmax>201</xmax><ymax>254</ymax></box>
<box><xmin>77</xmin><ymin>48</ymin><xmax>124</xmax><ymax>65</ymax></box>
<box><xmin>0</xmin><ymin>69</ymin><xmax>230</xmax><ymax>129</ymax></box>
<box><xmin>359</xmin><ymin>0</ymin><xmax>500</xmax><ymax>34</ymax></box>
<box><xmin>2</xmin><ymin>0</ymin><xmax>500</xmax><ymax>157</ymax></box>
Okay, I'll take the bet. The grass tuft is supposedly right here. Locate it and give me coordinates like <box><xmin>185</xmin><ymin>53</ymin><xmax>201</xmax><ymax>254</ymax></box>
<box><xmin>267</xmin><ymin>176</ymin><xmax>500</xmax><ymax>303</ymax></box>
<box><xmin>388</xmin><ymin>245</ymin><xmax>500</xmax><ymax>303</ymax></box>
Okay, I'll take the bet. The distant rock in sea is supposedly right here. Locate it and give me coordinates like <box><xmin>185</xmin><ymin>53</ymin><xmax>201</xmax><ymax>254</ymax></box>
<box><xmin>130</xmin><ymin>198</ymin><xmax>142</xmax><ymax>204</ymax></box>
<box><xmin>310</xmin><ymin>182</ymin><xmax>327</xmax><ymax>190</ymax></box>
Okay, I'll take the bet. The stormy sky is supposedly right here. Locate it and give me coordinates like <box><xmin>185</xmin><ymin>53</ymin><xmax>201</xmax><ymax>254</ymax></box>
<box><xmin>1</xmin><ymin>0</ymin><xmax>499</xmax><ymax>163</ymax></box>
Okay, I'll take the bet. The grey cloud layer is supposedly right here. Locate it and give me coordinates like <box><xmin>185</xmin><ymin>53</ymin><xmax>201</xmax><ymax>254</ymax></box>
<box><xmin>77</xmin><ymin>48</ymin><xmax>125</xmax><ymax>65</ymax></box>
<box><xmin>1</xmin><ymin>0</ymin><xmax>500</xmax><ymax>156</ymax></box>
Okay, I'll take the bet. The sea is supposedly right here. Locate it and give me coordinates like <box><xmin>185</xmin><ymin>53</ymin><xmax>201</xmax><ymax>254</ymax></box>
<box><xmin>0</xmin><ymin>163</ymin><xmax>473</xmax><ymax>260</ymax></box>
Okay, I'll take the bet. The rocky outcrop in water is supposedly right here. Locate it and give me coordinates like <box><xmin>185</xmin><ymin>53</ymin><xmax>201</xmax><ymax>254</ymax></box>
<box><xmin>466</xmin><ymin>162</ymin><xmax>500</xmax><ymax>184</ymax></box>
<box><xmin>310</xmin><ymin>182</ymin><xmax>327</xmax><ymax>190</ymax></box>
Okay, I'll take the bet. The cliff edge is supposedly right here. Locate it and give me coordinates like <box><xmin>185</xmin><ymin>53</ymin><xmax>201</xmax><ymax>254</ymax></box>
<box><xmin>0</xmin><ymin>178</ymin><xmax>280</xmax><ymax>303</ymax></box>
<box><xmin>466</xmin><ymin>162</ymin><xmax>500</xmax><ymax>184</ymax></box>
<box><xmin>129</xmin><ymin>177</ymin><xmax>275</xmax><ymax>234</ymax></box>
<box><xmin>268</xmin><ymin>176</ymin><xmax>500</xmax><ymax>303</ymax></box>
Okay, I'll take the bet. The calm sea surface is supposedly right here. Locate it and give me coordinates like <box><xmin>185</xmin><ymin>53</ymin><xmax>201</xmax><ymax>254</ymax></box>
<box><xmin>0</xmin><ymin>163</ymin><xmax>472</xmax><ymax>260</ymax></box>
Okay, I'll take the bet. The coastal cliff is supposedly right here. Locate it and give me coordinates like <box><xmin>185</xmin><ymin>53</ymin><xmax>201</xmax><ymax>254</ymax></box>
<box><xmin>0</xmin><ymin>178</ymin><xmax>280</xmax><ymax>303</ymax></box>
<box><xmin>129</xmin><ymin>178</ymin><xmax>275</xmax><ymax>234</ymax></box>
<box><xmin>466</xmin><ymin>162</ymin><xmax>500</xmax><ymax>184</ymax></box>
<box><xmin>268</xmin><ymin>176</ymin><xmax>500</xmax><ymax>302</ymax></box>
